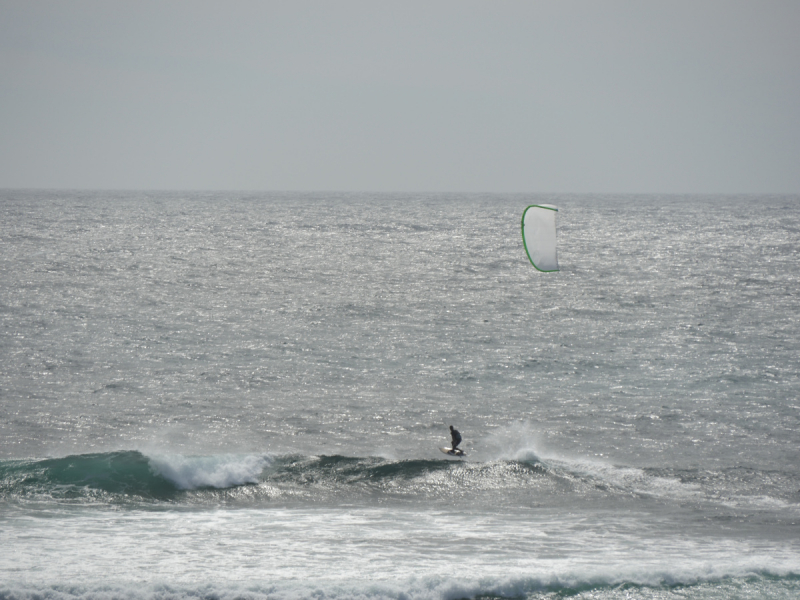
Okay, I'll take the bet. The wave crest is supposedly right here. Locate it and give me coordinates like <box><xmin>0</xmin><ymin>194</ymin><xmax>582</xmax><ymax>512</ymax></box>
<box><xmin>3</xmin><ymin>451</ymin><xmax>796</xmax><ymax>513</ymax></box>
<box><xmin>146</xmin><ymin>453</ymin><xmax>272</xmax><ymax>490</ymax></box>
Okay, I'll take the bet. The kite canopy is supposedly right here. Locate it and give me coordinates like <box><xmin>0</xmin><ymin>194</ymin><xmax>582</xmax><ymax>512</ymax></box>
<box><xmin>521</xmin><ymin>205</ymin><xmax>559</xmax><ymax>272</ymax></box>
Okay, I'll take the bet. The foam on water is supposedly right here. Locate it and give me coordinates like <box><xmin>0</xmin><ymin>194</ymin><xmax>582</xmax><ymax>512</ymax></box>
<box><xmin>145</xmin><ymin>453</ymin><xmax>272</xmax><ymax>490</ymax></box>
<box><xmin>6</xmin><ymin>498</ymin><xmax>800</xmax><ymax>582</ymax></box>
<box><xmin>1</xmin><ymin>556</ymin><xmax>799</xmax><ymax>600</ymax></box>
<box><xmin>480</xmin><ymin>422</ymin><xmax>707</xmax><ymax>504</ymax></box>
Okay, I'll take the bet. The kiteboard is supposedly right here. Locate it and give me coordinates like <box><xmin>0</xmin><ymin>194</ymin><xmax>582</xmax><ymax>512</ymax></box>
<box><xmin>440</xmin><ymin>447</ymin><xmax>466</xmax><ymax>457</ymax></box>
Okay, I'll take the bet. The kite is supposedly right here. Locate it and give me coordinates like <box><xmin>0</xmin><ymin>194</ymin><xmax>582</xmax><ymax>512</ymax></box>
<box><xmin>521</xmin><ymin>204</ymin><xmax>559</xmax><ymax>272</ymax></box>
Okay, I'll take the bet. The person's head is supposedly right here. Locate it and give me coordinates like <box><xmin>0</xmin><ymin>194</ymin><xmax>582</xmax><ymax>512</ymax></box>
<box><xmin>449</xmin><ymin>425</ymin><xmax>454</xmax><ymax>431</ymax></box>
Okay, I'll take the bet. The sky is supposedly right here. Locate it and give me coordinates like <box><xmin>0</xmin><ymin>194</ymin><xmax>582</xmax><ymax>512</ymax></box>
<box><xmin>1</xmin><ymin>0</ymin><xmax>799</xmax><ymax>193</ymax></box>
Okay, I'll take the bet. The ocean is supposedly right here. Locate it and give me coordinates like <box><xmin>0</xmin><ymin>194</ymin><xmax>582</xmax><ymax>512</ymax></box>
<box><xmin>1</xmin><ymin>190</ymin><xmax>799</xmax><ymax>599</ymax></box>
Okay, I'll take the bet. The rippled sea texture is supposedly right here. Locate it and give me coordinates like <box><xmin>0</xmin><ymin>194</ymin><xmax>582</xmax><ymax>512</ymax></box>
<box><xmin>1</xmin><ymin>191</ymin><xmax>799</xmax><ymax>600</ymax></box>
<box><xmin>2</xmin><ymin>192</ymin><xmax>798</xmax><ymax>465</ymax></box>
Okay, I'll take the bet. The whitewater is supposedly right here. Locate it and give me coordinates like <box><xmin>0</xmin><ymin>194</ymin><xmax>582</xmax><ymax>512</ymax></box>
<box><xmin>1</xmin><ymin>191</ymin><xmax>799</xmax><ymax>599</ymax></box>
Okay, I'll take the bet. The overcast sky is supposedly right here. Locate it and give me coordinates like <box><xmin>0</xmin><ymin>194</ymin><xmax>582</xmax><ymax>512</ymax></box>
<box><xmin>1</xmin><ymin>0</ymin><xmax>798</xmax><ymax>193</ymax></box>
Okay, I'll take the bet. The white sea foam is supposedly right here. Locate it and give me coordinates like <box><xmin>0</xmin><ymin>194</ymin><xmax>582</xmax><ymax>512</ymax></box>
<box><xmin>145</xmin><ymin>453</ymin><xmax>272</xmax><ymax>490</ymax></box>
<box><xmin>549</xmin><ymin>456</ymin><xmax>704</xmax><ymax>501</ymax></box>
<box><xmin>3</xmin><ymin>564</ymin><xmax>800</xmax><ymax>600</ymax></box>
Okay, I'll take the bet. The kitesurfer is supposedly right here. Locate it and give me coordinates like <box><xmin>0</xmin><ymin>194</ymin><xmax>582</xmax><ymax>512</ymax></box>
<box><xmin>449</xmin><ymin>425</ymin><xmax>462</xmax><ymax>451</ymax></box>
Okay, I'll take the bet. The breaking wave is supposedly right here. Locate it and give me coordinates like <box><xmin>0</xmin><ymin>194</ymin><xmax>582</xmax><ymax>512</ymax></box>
<box><xmin>0</xmin><ymin>451</ymin><xmax>273</xmax><ymax>502</ymax></box>
<box><xmin>2</xmin><ymin>450</ymin><xmax>797</xmax><ymax>513</ymax></box>
<box><xmin>1</xmin><ymin>572</ymin><xmax>800</xmax><ymax>600</ymax></box>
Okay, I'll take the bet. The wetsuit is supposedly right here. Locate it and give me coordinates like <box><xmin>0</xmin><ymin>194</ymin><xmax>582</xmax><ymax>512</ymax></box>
<box><xmin>450</xmin><ymin>426</ymin><xmax>462</xmax><ymax>450</ymax></box>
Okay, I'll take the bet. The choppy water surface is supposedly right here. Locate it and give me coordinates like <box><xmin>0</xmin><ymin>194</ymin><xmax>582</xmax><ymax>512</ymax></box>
<box><xmin>1</xmin><ymin>191</ymin><xmax>799</xmax><ymax>599</ymax></box>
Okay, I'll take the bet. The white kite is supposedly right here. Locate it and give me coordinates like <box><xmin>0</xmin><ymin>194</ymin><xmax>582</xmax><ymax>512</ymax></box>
<box><xmin>521</xmin><ymin>204</ymin><xmax>559</xmax><ymax>272</ymax></box>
